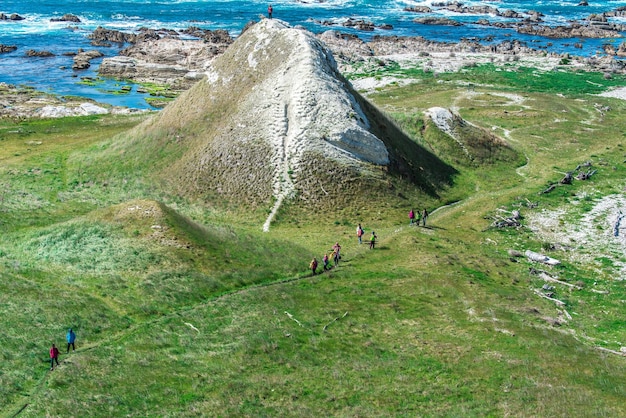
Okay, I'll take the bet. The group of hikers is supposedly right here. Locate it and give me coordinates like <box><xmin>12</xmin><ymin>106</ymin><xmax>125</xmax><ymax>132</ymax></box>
<box><xmin>409</xmin><ymin>208</ymin><xmax>429</xmax><ymax>226</ymax></box>
<box><xmin>309</xmin><ymin>224</ymin><xmax>379</xmax><ymax>275</ymax></box>
<box><xmin>309</xmin><ymin>208</ymin><xmax>430</xmax><ymax>275</ymax></box>
<box><xmin>49</xmin><ymin>328</ymin><xmax>76</xmax><ymax>371</ymax></box>
<box><xmin>309</xmin><ymin>241</ymin><xmax>341</xmax><ymax>275</ymax></box>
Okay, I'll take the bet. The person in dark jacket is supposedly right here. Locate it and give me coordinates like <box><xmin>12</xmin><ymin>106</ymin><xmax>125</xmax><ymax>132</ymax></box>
<box><xmin>66</xmin><ymin>328</ymin><xmax>76</xmax><ymax>353</ymax></box>
<box><xmin>50</xmin><ymin>344</ymin><xmax>60</xmax><ymax>370</ymax></box>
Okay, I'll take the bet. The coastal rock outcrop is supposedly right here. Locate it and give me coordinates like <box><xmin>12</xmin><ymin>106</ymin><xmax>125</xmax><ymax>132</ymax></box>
<box><xmin>0</xmin><ymin>13</ymin><xmax>24</xmax><ymax>21</ymax></box>
<box><xmin>72</xmin><ymin>49</ymin><xmax>105</xmax><ymax>70</ymax></box>
<box><xmin>96</xmin><ymin>27</ymin><xmax>232</xmax><ymax>90</ymax></box>
<box><xmin>0</xmin><ymin>45</ymin><xmax>17</xmax><ymax>53</ymax></box>
<box><xmin>517</xmin><ymin>23</ymin><xmax>623</xmax><ymax>39</ymax></box>
<box><xmin>317</xmin><ymin>31</ymin><xmax>374</xmax><ymax>61</ymax></box>
<box><xmin>25</xmin><ymin>50</ymin><xmax>55</xmax><ymax>57</ymax></box>
<box><xmin>50</xmin><ymin>14</ymin><xmax>81</xmax><ymax>23</ymax></box>
<box><xmin>414</xmin><ymin>17</ymin><xmax>463</xmax><ymax>26</ymax></box>
<box><xmin>0</xmin><ymin>82</ymin><xmax>140</xmax><ymax>118</ymax></box>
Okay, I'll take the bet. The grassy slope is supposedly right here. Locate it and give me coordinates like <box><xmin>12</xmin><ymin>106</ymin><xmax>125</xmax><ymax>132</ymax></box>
<box><xmin>1</xmin><ymin>64</ymin><xmax>626</xmax><ymax>416</ymax></box>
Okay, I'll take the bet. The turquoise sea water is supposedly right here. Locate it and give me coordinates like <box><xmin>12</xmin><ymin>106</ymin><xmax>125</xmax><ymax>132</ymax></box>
<box><xmin>2</xmin><ymin>0</ymin><xmax>626</xmax><ymax>108</ymax></box>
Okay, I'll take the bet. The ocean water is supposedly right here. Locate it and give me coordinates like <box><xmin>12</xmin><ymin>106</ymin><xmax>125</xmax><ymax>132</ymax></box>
<box><xmin>2</xmin><ymin>0</ymin><xmax>626</xmax><ymax>108</ymax></box>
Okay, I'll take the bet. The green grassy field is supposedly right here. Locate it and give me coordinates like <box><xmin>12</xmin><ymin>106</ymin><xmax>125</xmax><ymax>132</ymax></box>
<box><xmin>1</xmin><ymin>64</ymin><xmax>626</xmax><ymax>417</ymax></box>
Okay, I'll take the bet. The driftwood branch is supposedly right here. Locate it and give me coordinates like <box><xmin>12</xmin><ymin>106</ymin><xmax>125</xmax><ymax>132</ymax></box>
<box><xmin>490</xmin><ymin>210</ymin><xmax>522</xmax><ymax>228</ymax></box>
<box><xmin>537</xmin><ymin>271</ymin><xmax>582</xmax><ymax>290</ymax></box>
<box><xmin>525</xmin><ymin>198</ymin><xmax>538</xmax><ymax>209</ymax></box>
<box><xmin>576</xmin><ymin>169</ymin><xmax>596</xmax><ymax>181</ymax></box>
<box><xmin>560</xmin><ymin>172</ymin><xmax>573</xmax><ymax>185</ymax></box>
<box><xmin>590</xmin><ymin>288</ymin><xmax>610</xmax><ymax>295</ymax></box>
<box><xmin>560</xmin><ymin>308</ymin><xmax>572</xmax><ymax>320</ymax></box>
<box><xmin>323</xmin><ymin>311</ymin><xmax>349</xmax><ymax>332</ymax></box>
<box><xmin>184</xmin><ymin>322</ymin><xmax>200</xmax><ymax>333</ymax></box>
<box><xmin>284</xmin><ymin>311</ymin><xmax>304</xmax><ymax>327</ymax></box>
<box><xmin>533</xmin><ymin>289</ymin><xmax>566</xmax><ymax>306</ymax></box>
<box><xmin>526</xmin><ymin>250</ymin><xmax>560</xmax><ymax>266</ymax></box>
<box><xmin>595</xmin><ymin>346</ymin><xmax>626</xmax><ymax>357</ymax></box>
<box><xmin>541</xmin><ymin>184</ymin><xmax>556</xmax><ymax>194</ymax></box>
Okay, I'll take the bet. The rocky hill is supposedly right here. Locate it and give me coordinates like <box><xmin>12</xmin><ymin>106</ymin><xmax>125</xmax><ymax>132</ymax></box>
<box><xmin>116</xmin><ymin>19</ymin><xmax>457</xmax><ymax>230</ymax></box>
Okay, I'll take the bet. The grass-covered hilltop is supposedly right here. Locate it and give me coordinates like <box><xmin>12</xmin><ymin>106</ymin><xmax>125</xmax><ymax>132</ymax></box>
<box><xmin>1</xmin><ymin>19</ymin><xmax>626</xmax><ymax>417</ymax></box>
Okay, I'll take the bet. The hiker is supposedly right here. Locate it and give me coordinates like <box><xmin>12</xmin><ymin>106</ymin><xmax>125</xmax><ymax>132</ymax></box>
<box><xmin>310</xmin><ymin>257</ymin><xmax>318</xmax><ymax>275</ymax></box>
<box><xmin>422</xmin><ymin>209</ymin><xmax>429</xmax><ymax>226</ymax></box>
<box><xmin>370</xmin><ymin>231</ymin><xmax>377</xmax><ymax>249</ymax></box>
<box><xmin>409</xmin><ymin>209</ymin><xmax>415</xmax><ymax>225</ymax></box>
<box><xmin>357</xmin><ymin>223</ymin><xmax>364</xmax><ymax>244</ymax></box>
<box><xmin>416</xmin><ymin>209</ymin><xmax>422</xmax><ymax>225</ymax></box>
<box><xmin>323</xmin><ymin>253</ymin><xmax>330</xmax><ymax>270</ymax></box>
<box><xmin>332</xmin><ymin>242</ymin><xmax>341</xmax><ymax>266</ymax></box>
<box><xmin>267</xmin><ymin>4</ymin><xmax>273</xmax><ymax>18</ymax></box>
<box><xmin>50</xmin><ymin>343</ymin><xmax>60</xmax><ymax>370</ymax></box>
<box><xmin>66</xmin><ymin>328</ymin><xmax>76</xmax><ymax>353</ymax></box>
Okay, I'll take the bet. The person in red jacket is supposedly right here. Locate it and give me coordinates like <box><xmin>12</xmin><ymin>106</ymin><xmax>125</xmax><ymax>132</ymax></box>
<box><xmin>50</xmin><ymin>343</ymin><xmax>60</xmax><ymax>370</ymax></box>
<box><xmin>267</xmin><ymin>4</ymin><xmax>273</xmax><ymax>19</ymax></box>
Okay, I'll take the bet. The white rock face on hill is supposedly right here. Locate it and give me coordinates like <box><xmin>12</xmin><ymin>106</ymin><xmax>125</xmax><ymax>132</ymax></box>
<box><xmin>224</xmin><ymin>21</ymin><xmax>389</xmax><ymax>229</ymax></box>
<box><xmin>157</xmin><ymin>19</ymin><xmax>390</xmax><ymax>230</ymax></box>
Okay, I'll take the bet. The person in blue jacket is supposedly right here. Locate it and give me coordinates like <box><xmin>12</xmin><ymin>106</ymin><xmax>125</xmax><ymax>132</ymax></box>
<box><xmin>66</xmin><ymin>328</ymin><xmax>76</xmax><ymax>353</ymax></box>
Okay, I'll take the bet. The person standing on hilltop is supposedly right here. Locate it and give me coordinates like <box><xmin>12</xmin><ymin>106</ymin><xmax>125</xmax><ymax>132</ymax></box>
<box><xmin>50</xmin><ymin>343</ymin><xmax>60</xmax><ymax>370</ymax></box>
<box><xmin>267</xmin><ymin>4</ymin><xmax>273</xmax><ymax>19</ymax></box>
<box><xmin>66</xmin><ymin>328</ymin><xmax>76</xmax><ymax>353</ymax></box>
<box><xmin>357</xmin><ymin>223</ymin><xmax>364</xmax><ymax>244</ymax></box>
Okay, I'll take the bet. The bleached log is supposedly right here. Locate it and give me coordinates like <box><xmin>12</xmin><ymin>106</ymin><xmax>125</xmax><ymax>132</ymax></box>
<box><xmin>595</xmin><ymin>346</ymin><xmax>626</xmax><ymax>357</ymax></box>
<box><xmin>533</xmin><ymin>289</ymin><xmax>566</xmax><ymax>306</ymax></box>
<box><xmin>560</xmin><ymin>309</ymin><xmax>572</xmax><ymax>320</ymax></box>
<box><xmin>538</xmin><ymin>272</ymin><xmax>582</xmax><ymax>290</ymax></box>
<box><xmin>526</xmin><ymin>250</ymin><xmax>561</xmax><ymax>266</ymax></box>
<box><xmin>285</xmin><ymin>311</ymin><xmax>304</xmax><ymax>327</ymax></box>
<box><xmin>590</xmin><ymin>289</ymin><xmax>609</xmax><ymax>294</ymax></box>
<box><xmin>323</xmin><ymin>311</ymin><xmax>349</xmax><ymax>332</ymax></box>
<box><xmin>184</xmin><ymin>322</ymin><xmax>200</xmax><ymax>332</ymax></box>
<box><xmin>525</xmin><ymin>198</ymin><xmax>538</xmax><ymax>209</ymax></box>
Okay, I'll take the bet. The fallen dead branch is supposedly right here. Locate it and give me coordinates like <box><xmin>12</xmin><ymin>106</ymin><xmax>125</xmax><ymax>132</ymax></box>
<box><xmin>526</xmin><ymin>250</ymin><xmax>560</xmax><ymax>266</ymax></box>
<box><xmin>285</xmin><ymin>311</ymin><xmax>305</xmax><ymax>327</ymax></box>
<box><xmin>533</xmin><ymin>289</ymin><xmax>566</xmax><ymax>306</ymax></box>
<box><xmin>560</xmin><ymin>172</ymin><xmax>573</xmax><ymax>185</ymax></box>
<box><xmin>595</xmin><ymin>346</ymin><xmax>626</xmax><ymax>357</ymax></box>
<box><xmin>323</xmin><ymin>311</ymin><xmax>349</xmax><ymax>332</ymax></box>
<box><xmin>534</xmin><ymin>270</ymin><xmax>582</xmax><ymax>290</ymax></box>
<box><xmin>524</xmin><ymin>198</ymin><xmax>538</xmax><ymax>209</ymax></box>
<box><xmin>576</xmin><ymin>169</ymin><xmax>596</xmax><ymax>181</ymax></box>
<box><xmin>184</xmin><ymin>322</ymin><xmax>200</xmax><ymax>333</ymax></box>
<box><xmin>489</xmin><ymin>209</ymin><xmax>522</xmax><ymax>228</ymax></box>
<box><xmin>559</xmin><ymin>308</ymin><xmax>572</xmax><ymax>320</ymax></box>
